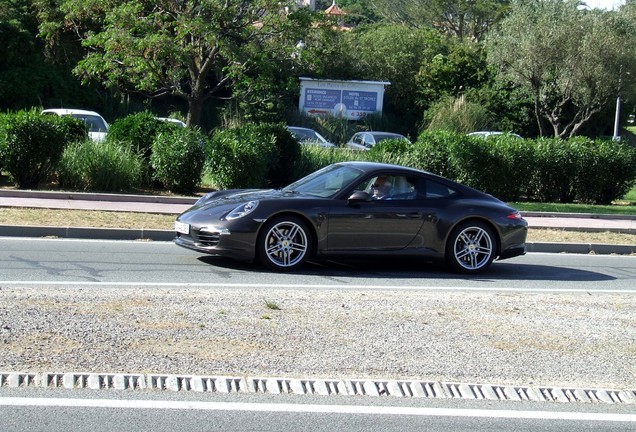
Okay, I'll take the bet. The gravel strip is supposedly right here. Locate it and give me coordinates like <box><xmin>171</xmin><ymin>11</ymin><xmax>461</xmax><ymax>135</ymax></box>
<box><xmin>1</xmin><ymin>286</ymin><xmax>634</xmax><ymax>389</ymax></box>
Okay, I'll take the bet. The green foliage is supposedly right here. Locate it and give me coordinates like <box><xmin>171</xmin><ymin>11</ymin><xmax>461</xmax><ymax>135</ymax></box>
<box><xmin>346</xmin><ymin>24</ymin><xmax>445</xmax><ymax>135</ymax></box>
<box><xmin>409</xmin><ymin>130</ymin><xmax>464</xmax><ymax>178</ymax></box>
<box><xmin>252</xmin><ymin>123</ymin><xmax>302</xmax><ymax>187</ymax></box>
<box><xmin>416</xmin><ymin>40</ymin><xmax>489</xmax><ymax>107</ymax></box>
<box><xmin>206</xmin><ymin>123</ymin><xmax>301</xmax><ymax>189</ymax></box>
<box><xmin>371</xmin><ymin>0</ymin><xmax>512</xmax><ymax>40</ymax></box>
<box><xmin>291</xmin><ymin>145</ymin><xmax>365</xmax><ymax>180</ymax></box>
<box><xmin>463</xmin><ymin>80</ymin><xmax>536</xmax><ymax>137</ymax></box>
<box><xmin>151</xmin><ymin>127</ymin><xmax>206</xmax><ymax>194</ymax></box>
<box><xmin>424</xmin><ymin>95</ymin><xmax>493</xmax><ymax>133</ymax></box>
<box><xmin>531</xmin><ymin>138</ymin><xmax>584</xmax><ymax>203</ymax></box>
<box><xmin>486</xmin><ymin>0</ymin><xmax>636</xmax><ymax>138</ymax></box>
<box><xmin>575</xmin><ymin>139</ymin><xmax>636</xmax><ymax>205</ymax></box>
<box><xmin>453</xmin><ymin>135</ymin><xmax>535</xmax><ymax>201</ymax></box>
<box><xmin>363</xmin><ymin>130</ymin><xmax>635</xmax><ymax>204</ymax></box>
<box><xmin>107</xmin><ymin>111</ymin><xmax>183</xmax><ymax>184</ymax></box>
<box><xmin>107</xmin><ymin>112</ymin><xmax>171</xmax><ymax>158</ymax></box>
<box><xmin>0</xmin><ymin>109</ymin><xmax>83</xmax><ymax>188</ymax></box>
<box><xmin>58</xmin><ymin>140</ymin><xmax>144</xmax><ymax>192</ymax></box>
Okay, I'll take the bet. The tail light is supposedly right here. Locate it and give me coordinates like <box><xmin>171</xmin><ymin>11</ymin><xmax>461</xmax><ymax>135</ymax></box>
<box><xmin>506</xmin><ymin>211</ymin><xmax>523</xmax><ymax>220</ymax></box>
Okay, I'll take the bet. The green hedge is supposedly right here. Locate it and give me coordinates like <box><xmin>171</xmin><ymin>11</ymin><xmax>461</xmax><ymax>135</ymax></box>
<box><xmin>151</xmin><ymin>127</ymin><xmax>206</xmax><ymax>194</ymax></box>
<box><xmin>0</xmin><ymin>109</ymin><xmax>85</xmax><ymax>188</ymax></box>
<box><xmin>364</xmin><ymin>131</ymin><xmax>636</xmax><ymax>204</ymax></box>
<box><xmin>206</xmin><ymin>123</ymin><xmax>301</xmax><ymax>189</ymax></box>
<box><xmin>107</xmin><ymin>111</ymin><xmax>187</xmax><ymax>185</ymax></box>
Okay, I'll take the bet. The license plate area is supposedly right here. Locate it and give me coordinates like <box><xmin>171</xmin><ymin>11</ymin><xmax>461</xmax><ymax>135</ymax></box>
<box><xmin>174</xmin><ymin>221</ymin><xmax>190</xmax><ymax>235</ymax></box>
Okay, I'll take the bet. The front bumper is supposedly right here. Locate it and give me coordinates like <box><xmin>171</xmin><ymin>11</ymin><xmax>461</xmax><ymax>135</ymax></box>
<box><xmin>174</xmin><ymin>224</ymin><xmax>258</xmax><ymax>262</ymax></box>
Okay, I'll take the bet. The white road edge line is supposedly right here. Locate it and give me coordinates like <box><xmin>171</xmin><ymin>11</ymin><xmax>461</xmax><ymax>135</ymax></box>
<box><xmin>0</xmin><ymin>398</ymin><xmax>635</xmax><ymax>422</ymax></box>
<box><xmin>0</xmin><ymin>281</ymin><xmax>635</xmax><ymax>294</ymax></box>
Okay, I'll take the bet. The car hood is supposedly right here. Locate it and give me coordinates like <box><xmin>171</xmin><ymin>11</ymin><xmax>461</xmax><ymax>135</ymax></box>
<box><xmin>193</xmin><ymin>188</ymin><xmax>293</xmax><ymax>208</ymax></box>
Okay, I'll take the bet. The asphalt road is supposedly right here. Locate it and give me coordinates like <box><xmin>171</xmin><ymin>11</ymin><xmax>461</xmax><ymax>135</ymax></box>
<box><xmin>1</xmin><ymin>237</ymin><xmax>635</xmax><ymax>431</ymax></box>
<box><xmin>1</xmin><ymin>388</ymin><xmax>635</xmax><ymax>432</ymax></box>
<box><xmin>1</xmin><ymin>237</ymin><xmax>635</xmax><ymax>291</ymax></box>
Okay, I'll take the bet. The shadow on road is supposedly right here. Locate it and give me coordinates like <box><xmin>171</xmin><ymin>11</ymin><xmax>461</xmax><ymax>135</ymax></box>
<box><xmin>197</xmin><ymin>256</ymin><xmax>615</xmax><ymax>282</ymax></box>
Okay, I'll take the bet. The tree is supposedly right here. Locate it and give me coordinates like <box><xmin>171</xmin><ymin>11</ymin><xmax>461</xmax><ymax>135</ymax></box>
<box><xmin>486</xmin><ymin>0</ymin><xmax>636</xmax><ymax>138</ymax></box>
<box><xmin>371</xmin><ymin>0</ymin><xmax>512</xmax><ymax>41</ymax></box>
<box><xmin>345</xmin><ymin>24</ymin><xmax>445</xmax><ymax>135</ymax></box>
<box><xmin>41</xmin><ymin>0</ymin><xmax>308</xmax><ymax>127</ymax></box>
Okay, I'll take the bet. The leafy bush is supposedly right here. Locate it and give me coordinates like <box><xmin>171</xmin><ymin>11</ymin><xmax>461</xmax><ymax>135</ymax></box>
<box><xmin>409</xmin><ymin>130</ymin><xmax>464</xmax><ymax>178</ymax></box>
<box><xmin>58</xmin><ymin>140</ymin><xmax>144</xmax><ymax>192</ymax></box>
<box><xmin>451</xmin><ymin>134</ymin><xmax>534</xmax><ymax>201</ymax></box>
<box><xmin>0</xmin><ymin>109</ymin><xmax>84</xmax><ymax>188</ymax></box>
<box><xmin>575</xmin><ymin>139</ymin><xmax>636</xmax><ymax>204</ymax></box>
<box><xmin>151</xmin><ymin>127</ymin><xmax>206</xmax><ymax>194</ymax></box>
<box><xmin>206</xmin><ymin>123</ymin><xmax>301</xmax><ymax>189</ymax></box>
<box><xmin>253</xmin><ymin>123</ymin><xmax>302</xmax><ymax>187</ymax></box>
<box><xmin>107</xmin><ymin>111</ymin><xmax>185</xmax><ymax>184</ymax></box>
<box><xmin>531</xmin><ymin>138</ymin><xmax>586</xmax><ymax>203</ymax></box>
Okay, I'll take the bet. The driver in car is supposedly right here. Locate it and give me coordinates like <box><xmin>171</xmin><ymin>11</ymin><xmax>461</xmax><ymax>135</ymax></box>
<box><xmin>372</xmin><ymin>176</ymin><xmax>392</xmax><ymax>200</ymax></box>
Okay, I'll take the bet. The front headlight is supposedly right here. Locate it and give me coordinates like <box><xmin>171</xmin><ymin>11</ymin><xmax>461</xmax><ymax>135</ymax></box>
<box><xmin>225</xmin><ymin>200</ymin><xmax>259</xmax><ymax>220</ymax></box>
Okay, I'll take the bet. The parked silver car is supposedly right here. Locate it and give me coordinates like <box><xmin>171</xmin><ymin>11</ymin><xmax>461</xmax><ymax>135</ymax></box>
<box><xmin>346</xmin><ymin>131</ymin><xmax>410</xmax><ymax>150</ymax></box>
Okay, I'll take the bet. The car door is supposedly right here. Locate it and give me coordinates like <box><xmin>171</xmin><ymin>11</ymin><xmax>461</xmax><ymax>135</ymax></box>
<box><xmin>325</xmin><ymin>174</ymin><xmax>426</xmax><ymax>251</ymax></box>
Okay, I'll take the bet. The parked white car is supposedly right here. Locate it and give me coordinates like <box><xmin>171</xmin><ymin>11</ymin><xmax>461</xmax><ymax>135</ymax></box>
<box><xmin>346</xmin><ymin>131</ymin><xmax>410</xmax><ymax>151</ymax></box>
<box><xmin>156</xmin><ymin>117</ymin><xmax>187</xmax><ymax>128</ymax></box>
<box><xmin>42</xmin><ymin>108</ymin><xmax>109</xmax><ymax>142</ymax></box>
<box><xmin>467</xmin><ymin>131</ymin><xmax>523</xmax><ymax>139</ymax></box>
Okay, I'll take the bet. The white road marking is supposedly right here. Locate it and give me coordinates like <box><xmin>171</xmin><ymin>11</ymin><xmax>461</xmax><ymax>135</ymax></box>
<box><xmin>0</xmin><ymin>398</ymin><xmax>635</xmax><ymax>422</ymax></box>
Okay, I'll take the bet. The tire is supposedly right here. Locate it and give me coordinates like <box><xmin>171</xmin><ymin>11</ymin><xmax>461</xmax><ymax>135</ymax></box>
<box><xmin>446</xmin><ymin>221</ymin><xmax>497</xmax><ymax>274</ymax></box>
<box><xmin>257</xmin><ymin>216</ymin><xmax>312</xmax><ymax>271</ymax></box>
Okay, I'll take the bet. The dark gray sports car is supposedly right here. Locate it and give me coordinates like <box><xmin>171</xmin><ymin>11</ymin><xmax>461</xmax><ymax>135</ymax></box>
<box><xmin>174</xmin><ymin>161</ymin><xmax>527</xmax><ymax>273</ymax></box>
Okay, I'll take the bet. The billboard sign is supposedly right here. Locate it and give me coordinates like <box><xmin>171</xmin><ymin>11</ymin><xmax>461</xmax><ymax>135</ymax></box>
<box><xmin>299</xmin><ymin>78</ymin><xmax>390</xmax><ymax>120</ymax></box>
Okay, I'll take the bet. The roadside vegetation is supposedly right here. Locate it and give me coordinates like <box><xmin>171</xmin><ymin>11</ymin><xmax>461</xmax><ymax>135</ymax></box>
<box><xmin>1</xmin><ymin>1</ymin><xmax>636</xmax><ymax>218</ymax></box>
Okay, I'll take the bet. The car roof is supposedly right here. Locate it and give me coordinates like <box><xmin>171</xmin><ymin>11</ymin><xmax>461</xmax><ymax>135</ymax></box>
<box><xmin>336</xmin><ymin>160</ymin><xmax>425</xmax><ymax>175</ymax></box>
<box><xmin>366</xmin><ymin>132</ymin><xmax>405</xmax><ymax>137</ymax></box>
<box><xmin>287</xmin><ymin>126</ymin><xmax>315</xmax><ymax>132</ymax></box>
<box><xmin>42</xmin><ymin>108</ymin><xmax>104</xmax><ymax>117</ymax></box>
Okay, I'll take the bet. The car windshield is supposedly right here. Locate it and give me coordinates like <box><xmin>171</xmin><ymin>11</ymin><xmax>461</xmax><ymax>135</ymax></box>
<box><xmin>282</xmin><ymin>164</ymin><xmax>365</xmax><ymax>198</ymax></box>
<box><xmin>375</xmin><ymin>134</ymin><xmax>406</xmax><ymax>143</ymax></box>
<box><xmin>72</xmin><ymin>114</ymin><xmax>108</xmax><ymax>133</ymax></box>
<box><xmin>290</xmin><ymin>128</ymin><xmax>326</xmax><ymax>144</ymax></box>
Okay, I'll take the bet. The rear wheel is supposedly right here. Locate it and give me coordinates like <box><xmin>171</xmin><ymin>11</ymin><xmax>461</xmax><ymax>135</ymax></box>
<box><xmin>446</xmin><ymin>221</ymin><xmax>497</xmax><ymax>274</ymax></box>
<box><xmin>257</xmin><ymin>216</ymin><xmax>312</xmax><ymax>271</ymax></box>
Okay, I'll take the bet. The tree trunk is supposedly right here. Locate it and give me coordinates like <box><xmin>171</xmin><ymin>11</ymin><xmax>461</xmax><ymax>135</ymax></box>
<box><xmin>187</xmin><ymin>97</ymin><xmax>204</xmax><ymax>127</ymax></box>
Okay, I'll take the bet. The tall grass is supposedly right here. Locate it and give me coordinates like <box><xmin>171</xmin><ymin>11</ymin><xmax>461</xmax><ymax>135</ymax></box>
<box><xmin>58</xmin><ymin>140</ymin><xmax>144</xmax><ymax>192</ymax></box>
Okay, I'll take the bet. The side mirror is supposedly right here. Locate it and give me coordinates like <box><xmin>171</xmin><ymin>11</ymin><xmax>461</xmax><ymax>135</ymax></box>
<box><xmin>347</xmin><ymin>191</ymin><xmax>372</xmax><ymax>205</ymax></box>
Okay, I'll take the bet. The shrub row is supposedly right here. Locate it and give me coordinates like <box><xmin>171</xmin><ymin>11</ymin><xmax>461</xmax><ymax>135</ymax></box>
<box><xmin>1</xmin><ymin>109</ymin><xmax>634</xmax><ymax>204</ymax></box>
<box><xmin>365</xmin><ymin>131</ymin><xmax>636</xmax><ymax>204</ymax></box>
<box><xmin>0</xmin><ymin>109</ymin><xmax>206</xmax><ymax>193</ymax></box>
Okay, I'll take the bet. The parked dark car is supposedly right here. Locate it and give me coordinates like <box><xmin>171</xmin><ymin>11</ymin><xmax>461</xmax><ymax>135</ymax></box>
<box><xmin>174</xmin><ymin>161</ymin><xmax>527</xmax><ymax>273</ymax></box>
<box><xmin>286</xmin><ymin>126</ymin><xmax>336</xmax><ymax>148</ymax></box>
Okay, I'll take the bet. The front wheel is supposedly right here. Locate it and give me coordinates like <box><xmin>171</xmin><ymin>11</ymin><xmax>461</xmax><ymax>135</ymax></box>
<box><xmin>257</xmin><ymin>216</ymin><xmax>312</xmax><ymax>271</ymax></box>
<box><xmin>446</xmin><ymin>221</ymin><xmax>497</xmax><ymax>274</ymax></box>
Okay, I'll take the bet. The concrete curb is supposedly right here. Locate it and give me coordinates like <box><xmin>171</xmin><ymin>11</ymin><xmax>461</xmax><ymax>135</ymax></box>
<box><xmin>0</xmin><ymin>225</ymin><xmax>175</xmax><ymax>242</ymax></box>
<box><xmin>1</xmin><ymin>371</ymin><xmax>635</xmax><ymax>404</ymax></box>
<box><xmin>1</xmin><ymin>225</ymin><xmax>634</xmax><ymax>255</ymax></box>
<box><xmin>0</xmin><ymin>189</ymin><xmax>198</xmax><ymax>205</ymax></box>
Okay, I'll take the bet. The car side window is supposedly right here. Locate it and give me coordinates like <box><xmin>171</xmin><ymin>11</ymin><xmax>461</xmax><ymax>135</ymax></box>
<box><xmin>352</xmin><ymin>175</ymin><xmax>418</xmax><ymax>200</ymax></box>
<box><xmin>424</xmin><ymin>179</ymin><xmax>459</xmax><ymax>199</ymax></box>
